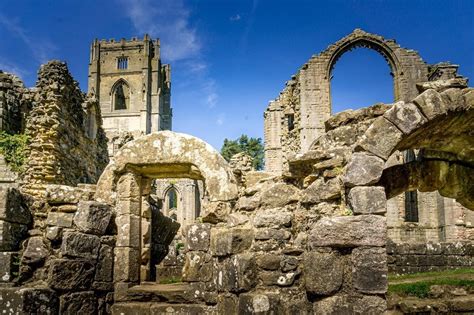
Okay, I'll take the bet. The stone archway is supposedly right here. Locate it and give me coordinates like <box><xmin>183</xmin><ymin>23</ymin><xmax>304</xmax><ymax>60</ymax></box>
<box><xmin>94</xmin><ymin>131</ymin><xmax>239</xmax><ymax>287</ymax></box>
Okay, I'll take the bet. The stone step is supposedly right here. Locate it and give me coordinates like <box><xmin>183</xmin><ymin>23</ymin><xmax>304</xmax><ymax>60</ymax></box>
<box><xmin>121</xmin><ymin>283</ymin><xmax>196</xmax><ymax>303</ymax></box>
<box><xmin>111</xmin><ymin>302</ymin><xmax>217</xmax><ymax>315</ymax></box>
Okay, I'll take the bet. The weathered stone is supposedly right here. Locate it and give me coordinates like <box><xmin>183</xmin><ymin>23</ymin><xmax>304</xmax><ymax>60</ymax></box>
<box><xmin>253</xmin><ymin>208</ymin><xmax>292</xmax><ymax>228</ymax></box>
<box><xmin>95</xmin><ymin>244</ymin><xmax>113</xmax><ymax>282</ymax></box>
<box><xmin>354</xmin><ymin>295</ymin><xmax>387</xmax><ymax>314</ymax></box>
<box><xmin>96</xmin><ymin>131</ymin><xmax>239</xmax><ymax>204</ymax></box>
<box><xmin>413</xmin><ymin>89</ymin><xmax>447</xmax><ymax>120</ymax></box>
<box><xmin>304</xmin><ymin>250</ymin><xmax>343</xmax><ymax>295</ymax></box>
<box><xmin>182</xmin><ymin>252</ymin><xmax>213</xmax><ymax>282</ymax></box>
<box><xmin>74</xmin><ymin>200</ymin><xmax>112</xmax><ymax>235</ymax></box>
<box><xmin>46</xmin><ymin>226</ymin><xmax>62</xmax><ymax>241</ymax></box>
<box><xmin>280</xmin><ymin>256</ymin><xmax>299</xmax><ymax>272</ymax></box>
<box><xmin>383</xmin><ymin>101</ymin><xmax>427</xmax><ymax>134</ymax></box>
<box><xmin>46</xmin><ymin>212</ymin><xmax>74</xmax><ymax>227</ymax></box>
<box><xmin>60</xmin><ymin>291</ymin><xmax>97</xmax><ymax>315</ymax></box>
<box><xmin>356</xmin><ymin>117</ymin><xmax>403</xmax><ymax>160</ymax></box>
<box><xmin>0</xmin><ymin>287</ymin><xmax>59</xmax><ymax>314</ymax></box>
<box><xmin>21</xmin><ymin>236</ymin><xmax>49</xmax><ymax>265</ymax></box>
<box><xmin>116</xmin><ymin>199</ymin><xmax>140</xmax><ymax>216</ymax></box>
<box><xmin>184</xmin><ymin>223</ymin><xmax>210</xmax><ymax>251</ymax></box>
<box><xmin>352</xmin><ymin>247</ymin><xmax>387</xmax><ymax>294</ymax></box>
<box><xmin>238</xmin><ymin>293</ymin><xmax>281</xmax><ymax>314</ymax></box>
<box><xmin>313</xmin><ymin>295</ymin><xmax>353</xmax><ymax>314</ymax></box>
<box><xmin>0</xmin><ymin>220</ymin><xmax>28</xmax><ymax>251</ymax></box>
<box><xmin>61</xmin><ymin>231</ymin><xmax>100</xmax><ymax>259</ymax></box>
<box><xmin>260</xmin><ymin>270</ymin><xmax>298</xmax><ymax>287</ymax></box>
<box><xmin>309</xmin><ymin>215</ymin><xmax>386</xmax><ymax>247</ymax></box>
<box><xmin>114</xmin><ymin>247</ymin><xmax>140</xmax><ymax>283</ymax></box>
<box><xmin>236</xmin><ymin>195</ymin><xmax>259</xmax><ymax>211</ymax></box>
<box><xmin>48</xmin><ymin>259</ymin><xmax>95</xmax><ymax>290</ymax></box>
<box><xmin>217</xmin><ymin>294</ymin><xmax>238</xmax><ymax>315</ymax></box>
<box><xmin>46</xmin><ymin>185</ymin><xmax>94</xmax><ymax>204</ymax></box>
<box><xmin>0</xmin><ymin>187</ymin><xmax>31</xmax><ymax>224</ymax></box>
<box><xmin>343</xmin><ymin>152</ymin><xmax>385</xmax><ymax>187</ymax></box>
<box><xmin>254</xmin><ymin>228</ymin><xmax>291</xmax><ymax>241</ymax></box>
<box><xmin>202</xmin><ymin>201</ymin><xmax>232</xmax><ymax>223</ymax></box>
<box><xmin>210</xmin><ymin>228</ymin><xmax>254</xmax><ymax>256</ymax></box>
<box><xmin>257</xmin><ymin>254</ymin><xmax>281</xmax><ymax>270</ymax></box>
<box><xmin>0</xmin><ymin>252</ymin><xmax>18</xmax><ymax>282</ymax></box>
<box><xmin>348</xmin><ymin>186</ymin><xmax>387</xmax><ymax>214</ymax></box>
<box><xmin>115</xmin><ymin>214</ymin><xmax>140</xmax><ymax>247</ymax></box>
<box><xmin>313</xmin><ymin>156</ymin><xmax>344</xmax><ymax>171</ymax></box>
<box><xmin>416</xmin><ymin>78</ymin><xmax>468</xmax><ymax>93</ymax></box>
<box><xmin>216</xmin><ymin>254</ymin><xmax>257</xmax><ymax>292</ymax></box>
<box><xmin>301</xmin><ymin>178</ymin><xmax>341</xmax><ymax>204</ymax></box>
<box><xmin>227</xmin><ymin>212</ymin><xmax>250</xmax><ymax>227</ymax></box>
<box><xmin>259</xmin><ymin>182</ymin><xmax>300</xmax><ymax>208</ymax></box>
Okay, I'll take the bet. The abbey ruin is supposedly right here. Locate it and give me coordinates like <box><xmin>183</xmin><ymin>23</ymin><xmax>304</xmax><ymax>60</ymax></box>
<box><xmin>0</xmin><ymin>30</ymin><xmax>472</xmax><ymax>314</ymax></box>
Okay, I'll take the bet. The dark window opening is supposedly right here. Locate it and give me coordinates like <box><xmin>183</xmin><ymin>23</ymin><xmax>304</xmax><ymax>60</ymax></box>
<box><xmin>117</xmin><ymin>56</ymin><xmax>128</xmax><ymax>70</ymax></box>
<box><xmin>286</xmin><ymin>114</ymin><xmax>295</xmax><ymax>131</ymax></box>
<box><xmin>167</xmin><ymin>188</ymin><xmax>178</xmax><ymax>209</ymax></box>
<box><xmin>404</xmin><ymin>149</ymin><xmax>419</xmax><ymax>222</ymax></box>
<box><xmin>405</xmin><ymin>190</ymin><xmax>419</xmax><ymax>222</ymax></box>
<box><xmin>113</xmin><ymin>82</ymin><xmax>130</xmax><ymax>110</ymax></box>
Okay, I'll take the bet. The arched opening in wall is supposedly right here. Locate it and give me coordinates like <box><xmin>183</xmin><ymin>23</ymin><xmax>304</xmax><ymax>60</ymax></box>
<box><xmin>112</xmin><ymin>79</ymin><xmax>130</xmax><ymax>110</ymax></box>
<box><xmin>330</xmin><ymin>47</ymin><xmax>394</xmax><ymax>114</ymax></box>
<box><xmin>166</xmin><ymin>186</ymin><xmax>178</xmax><ymax>213</ymax></box>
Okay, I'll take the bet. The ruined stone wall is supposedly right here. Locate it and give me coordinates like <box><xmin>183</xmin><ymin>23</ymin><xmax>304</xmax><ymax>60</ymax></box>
<box><xmin>387</xmin><ymin>241</ymin><xmax>474</xmax><ymax>274</ymax></box>
<box><xmin>0</xmin><ymin>184</ymin><xmax>115</xmax><ymax>314</ymax></box>
<box><xmin>0</xmin><ymin>71</ymin><xmax>31</xmax><ymax>134</ymax></box>
<box><xmin>23</xmin><ymin>61</ymin><xmax>108</xmax><ymax>188</ymax></box>
<box><xmin>264</xmin><ymin>29</ymin><xmax>430</xmax><ymax>174</ymax></box>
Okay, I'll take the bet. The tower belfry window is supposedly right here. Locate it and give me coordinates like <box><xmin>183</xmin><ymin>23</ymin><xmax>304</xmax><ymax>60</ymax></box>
<box><xmin>117</xmin><ymin>56</ymin><xmax>128</xmax><ymax>69</ymax></box>
<box><xmin>113</xmin><ymin>81</ymin><xmax>130</xmax><ymax>110</ymax></box>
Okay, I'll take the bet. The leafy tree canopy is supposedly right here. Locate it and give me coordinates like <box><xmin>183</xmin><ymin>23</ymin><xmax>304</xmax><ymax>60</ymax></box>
<box><xmin>220</xmin><ymin>134</ymin><xmax>264</xmax><ymax>170</ymax></box>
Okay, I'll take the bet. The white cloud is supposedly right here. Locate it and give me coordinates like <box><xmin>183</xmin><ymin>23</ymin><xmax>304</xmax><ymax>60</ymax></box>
<box><xmin>230</xmin><ymin>14</ymin><xmax>241</xmax><ymax>22</ymax></box>
<box><xmin>0</xmin><ymin>14</ymin><xmax>57</xmax><ymax>63</ymax></box>
<box><xmin>120</xmin><ymin>0</ymin><xmax>201</xmax><ymax>62</ymax></box>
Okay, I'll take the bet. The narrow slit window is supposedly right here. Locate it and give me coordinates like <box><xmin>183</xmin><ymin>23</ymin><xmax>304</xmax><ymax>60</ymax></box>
<box><xmin>117</xmin><ymin>57</ymin><xmax>128</xmax><ymax>70</ymax></box>
<box><xmin>286</xmin><ymin>114</ymin><xmax>295</xmax><ymax>131</ymax></box>
<box><xmin>404</xmin><ymin>149</ymin><xmax>419</xmax><ymax>222</ymax></box>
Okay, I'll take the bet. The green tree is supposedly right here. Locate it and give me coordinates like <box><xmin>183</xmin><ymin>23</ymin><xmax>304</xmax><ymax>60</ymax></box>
<box><xmin>220</xmin><ymin>135</ymin><xmax>264</xmax><ymax>170</ymax></box>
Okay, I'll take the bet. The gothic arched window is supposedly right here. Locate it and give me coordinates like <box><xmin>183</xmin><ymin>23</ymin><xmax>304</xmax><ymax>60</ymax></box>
<box><xmin>167</xmin><ymin>187</ymin><xmax>178</xmax><ymax>210</ymax></box>
<box><xmin>113</xmin><ymin>80</ymin><xmax>130</xmax><ymax>110</ymax></box>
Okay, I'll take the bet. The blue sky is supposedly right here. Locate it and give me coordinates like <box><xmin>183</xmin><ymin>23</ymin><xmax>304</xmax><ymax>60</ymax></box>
<box><xmin>0</xmin><ymin>0</ymin><xmax>472</xmax><ymax>150</ymax></box>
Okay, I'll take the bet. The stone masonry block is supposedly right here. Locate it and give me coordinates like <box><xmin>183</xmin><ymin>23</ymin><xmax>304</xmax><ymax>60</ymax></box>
<box><xmin>356</xmin><ymin>117</ymin><xmax>403</xmax><ymax>160</ymax></box>
<box><xmin>184</xmin><ymin>223</ymin><xmax>210</xmax><ymax>251</ymax></box>
<box><xmin>343</xmin><ymin>152</ymin><xmax>385</xmax><ymax>187</ymax></box>
<box><xmin>413</xmin><ymin>89</ymin><xmax>447</xmax><ymax>120</ymax></box>
<box><xmin>304</xmin><ymin>249</ymin><xmax>343</xmax><ymax>295</ymax></box>
<box><xmin>60</xmin><ymin>291</ymin><xmax>97</xmax><ymax>315</ymax></box>
<box><xmin>114</xmin><ymin>247</ymin><xmax>140</xmax><ymax>283</ymax></box>
<box><xmin>61</xmin><ymin>231</ymin><xmax>100</xmax><ymax>260</ymax></box>
<box><xmin>116</xmin><ymin>199</ymin><xmax>141</xmax><ymax>216</ymax></box>
<box><xmin>182</xmin><ymin>251</ymin><xmax>213</xmax><ymax>282</ymax></box>
<box><xmin>309</xmin><ymin>215</ymin><xmax>386</xmax><ymax>248</ymax></box>
<box><xmin>352</xmin><ymin>247</ymin><xmax>387</xmax><ymax>294</ymax></box>
<box><xmin>210</xmin><ymin>228</ymin><xmax>254</xmax><ymax>256</ymax></box>
<box><xmin>74</xmin><ymin>201</ymin><xmax>112</xmax><ymax>235</ymax></box>
<box><xmin>115</xmin><ymin>214</ymin><xmax>140</xmax><ymax>247</ymax></box>
<box><xmin>46</xmin><ymin>212</ymin><xmax>74</xmax><ymax>227</ymax></box>
<box><xmin>0</xmin><ymin>187</ymin><xmax>31</xmax><ymax>224</ymax></box>
<box><xmin>117</xmin><ymin>173</ymin><xmax>141</xmax><ymax>200</ymax></box>
<box><xmin>0</xmin><ymin>220</ymin><xmax>28</xmax><ymax>251</ymax></box>
<box><xmin>0</xmin><ymin>252</ymin><xmax>18</xmax><ymax>282</ymax></box>
<box><xmin>95</xmin><ymin>244</ymin><xmax>114</xmax><ymax>282</ymax></box>
<box><xmin>348</xmin><ymin>186</ymin><xmax>387</xmax><ymax>214</ymax></box>
<box><xmin>238</xmin><ymin>293</ymin><xmax>281</xmax><ymax>314</ymax></box>
<box><xmin>48</xmin><ymin>259</ymin><xmax>95</xmax><ymax>290</ymax></box>
<box><xmin>0</xmin><ymin>287</ymin><xmax>59</xmax><ymax>314</ymax></box>
<box><xmin>383</xmin><ymin>101</ymin><xmax>428</xmax><ymax>134</ymax></box>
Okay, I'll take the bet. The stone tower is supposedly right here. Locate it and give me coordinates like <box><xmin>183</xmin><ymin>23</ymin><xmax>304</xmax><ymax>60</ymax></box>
<box><xmin>88</xmin><ymin>34</ymin><xmax>171</xmax><ymax>155</ymax></box>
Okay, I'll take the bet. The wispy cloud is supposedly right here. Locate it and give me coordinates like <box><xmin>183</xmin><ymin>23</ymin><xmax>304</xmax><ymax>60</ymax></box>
<box><xmin>120</xmin><ymin>0</ymin><xmax>219</xmax><ymax>110</ymax></box>
<box><xmin>0</xmin><ymin>60</ymin><xmax>29</xmax><ymax>79</ymax></box>
<box><xmin>241</xmin><ymin>0</ymin><xmax>259</xmax><ymax>51</ymax></box>
<box><xmin>0</xmin><ymin>14</ymin><xmax>57</xmax><ymax>63</ymax></box>
<box><xmin>230</xmin><ymin>14</ymin><xmax>241</xmax><ymax>22</ymax></box>
<box><xmin>120</xmin><ymin>0</ymin><xmax>200</xmax><ymax>62</ymax></box>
